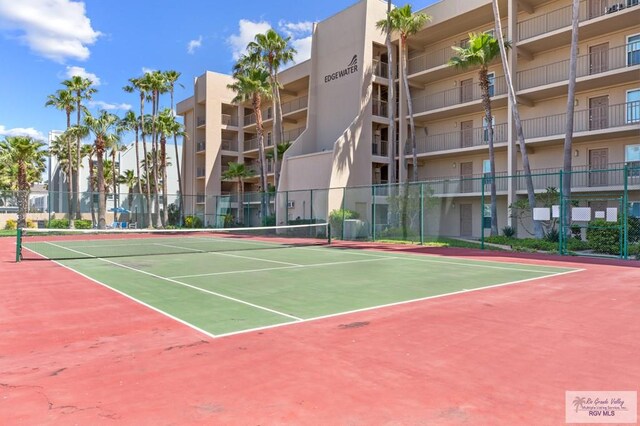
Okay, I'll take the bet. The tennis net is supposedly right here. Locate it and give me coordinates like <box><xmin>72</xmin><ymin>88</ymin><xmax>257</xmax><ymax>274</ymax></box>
<box><xmin>17</xmin><ymin>223</ymin><xmax>330</xmax><ymax>262</ymax></box>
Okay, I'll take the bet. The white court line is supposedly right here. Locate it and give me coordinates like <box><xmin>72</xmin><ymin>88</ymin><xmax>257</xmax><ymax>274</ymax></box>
<box><xmin>21</xmin><ymin>246</ymin><xmax>220</xmax><ymax>339</ymax></box>
<box><xmin>213</xmin><ymin>268</ymin><xmax>585</xmax><ymax>339</ymax></box>
<box><xmin>152</xmin><ymin>242</ymin><xmax>301</xmax><ymax>267</ymax></box>
<box><xmin>169</xmin><ymin>257</ymin><xmax>398</xmax><ymax>279</ymax></box>
<box><xmin>44</xmin><ymin>242</ymin><xmax>303</xmax><ymax>321</ymax></box>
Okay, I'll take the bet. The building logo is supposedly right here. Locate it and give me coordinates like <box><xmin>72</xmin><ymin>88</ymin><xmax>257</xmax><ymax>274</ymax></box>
<box><xmin>324</xmin><ymin>55</ymin><xmax>358</xmax><ymax>83</ymax></box>
<box><xmin>566</xmin><ymin>391</ymin><xmax>637</xmax><ymax>423</ymax></box>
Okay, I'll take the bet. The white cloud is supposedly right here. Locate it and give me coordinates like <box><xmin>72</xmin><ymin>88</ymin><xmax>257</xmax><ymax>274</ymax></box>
<box><xmin>87</xmin><ymin>101</ymin><xmax>131</xmax><ymax>111</ymax></box>
<box><xmin>0</xmin><ymin>125</ymin><xmax>45</xmax><ymax>140</ymax></box>
<box><xmin>141</xmin><ymin>67</ymin><xmax>156</xmax><ymax>74</ymax></box>
<box><xmin>64</xmin><ymin>65</ymin><xmax>100</xmax><ymax>85</ymax></box>
<box><xmin>290</xmin><ymin>35</ymin><xmax>312</xmax><ymax>63</ymax></box>
<box><xmin>187</xmin><ymin>35</ymin><xmax>203</xmax><ymax>54</ymax></box>
<box><xmin>279</xmin><ymin>20</ymin><xmax>313</xmax><ymax>37</ymax></box>
<box><xmin>0</xmin><ymin>0</ymin><xmax>101</xmax><ymax>63</ymax></box>
<box><xmin>227</xmin><ymin>19</ymin><xmax>271</xmax><ymax>60</ymax></box>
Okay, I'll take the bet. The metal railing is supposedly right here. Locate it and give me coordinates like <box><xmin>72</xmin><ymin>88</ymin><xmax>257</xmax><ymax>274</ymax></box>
<box><xmin>221</xmin><ymin>114</ymin><xmax>238</xmax><ymax>126</ymax></box>
<box><xmin>522</xmin><ymin>101</ymin><xmax>639</xmax><ymax>139</ymax></box>
<box><xmin>372</xmin><ymin>139</ymin><xmax>389</xmax><ymax>156</ymax></box>
<box><xmin>425</xmin><ymin>171</ymin><xmax>510</xmax><ymax>194</ymax></box>
<box><xmin>196</xmin><ymin>194</ymin><xmax>205</xmax><ymax>204</ymax></box>
<box><xmin>244</xmin><ymin>136</ymin><xmax>274</xmax><ymax>152</ymax></box>
<box><xmin>283</xmin><ymin>126</ymin><xmax>305</xmax><ymax>142</ymax></box>
<box><xmin>281</xmin><ymin>96</ymin><xmax>308</xmax><ymax>114</ymax></box>
<box><xmin>411</xmin><ymin>123</ymin><xmax>508</xmax><ymax>155</ymax></box>
<box><xmin>196</xmin><ymin>167</ymin><xmax>206</xmax><ymax>178</ymax></box>
<box><xmin>373</xmin><ymin>59</ymin><xmax>389</xmax><ymax>78</ymax></box>
<box><xmin>196</xmin><ymin>117</ymin><xmax>206</xmax><ymax>127</ymax></box>
<box><xmin>221</xmin><ymin>139</ymin><xmax>238</xmax><ymax>151</ymax></box>
<box><xmin>518</xmin><ymin>0</ymin><xmax>640</xmax><ymax>41</ymax></box>
<box><xmin>514</xmin><ymin>162</ymin><xmax>640</xmax><ymax>190</ymax></box>
<box><xmin>517</xmin><ymin>43</ymin><xmax>638</xmax><ymax>90</ymax></box>
<box><xmin>372</xmin><ymin>99</ymin><xmax>389</xmax><ymax>117</ymax></box>
<box><xmin>196</xmin><ymin>141</ymin><xmax>206</xmax><ymax>152</ymax></box>
<box><xmin>412</xmin><ymin>76</ymin><xmax>507</xmax><ymax>114</ymax></box>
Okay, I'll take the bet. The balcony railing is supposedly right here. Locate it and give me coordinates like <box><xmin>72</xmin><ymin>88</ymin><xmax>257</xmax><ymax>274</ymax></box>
<box><xmin>372</xmin><ymin>99</ymin><xmax>389</xmax><ymax>117</ymax></box>
<box><xmin>424</xmin><ymin>171</ymin><xmax>510</xmax><ymax>194</ymax></box>
<box><xmin>373</xmin><ymin>59</ymin><xmax>389</xmax><ymax>78</ymax></box>
<box><xmin>196</xmin><ymin>141</ymin><xmax>206</xmax><ymax>152</ymax></box>
<box><xmin>244</xmin><ymin>136</ymin><xmax>274</xmax><ymax>152</ymax></box>
<box><xmin>518</xmin><ymin>0</ymin><xmax>640</xmax><ymax>42</ymax></box>
<box><xmin>281</xmin><ymin>96</ymin><xmax>308</xmax><ymax>114</ymax></box>
<box><xmin>196</xmin><ymin>167</ymin><xmax>206</xmax><ymax>178</ymax></box>
<box><xmin>412</xmin><ymin>76</ymin><xmax>507</xmax><ymax>114</ymax></box>
<box><xmin>221</xmin><ymin>114</ymin><xmax>238</xmax><ymax>126</ymax></box>
<box><xmin>221</xmin><ymin>139</ymin><xmax>238</xmax><ymax>151</ymax></box>
<box><xmin>411</xmin><ymin>123</ymin><xmax>508</xmax><ymax>155</ymax></box>
<box><xmin>521</xmin><ymin>101</ymin><xmax>639</xmax><ymax>140</ymax></box>
<box><xmin>196</xmin><ymin>117</ymin><xmax>206</xmax><ymax>127</ymax></box>
<box><xmin>372</xmin><ymin>139</ymin><xmax>388</xmax><ymax>156</ymax></box>
<box><xmin>283</xmin><ymin>126</ymin><xmax>305</xmax><ymax>142</ymax></box>
<box><xmin>515</xmin><ymin>162</ymin><xmax>640</xmax><ymax>190</ymax></box>
<box><xmin>517</xmin><ymin>43</ymin><xmax>638</xmax><ymax>90</ymax></box>
<box><xmin>196</xmin><ymin>194</ymin><xmax>205</xmax><ymax>204</ymax></box>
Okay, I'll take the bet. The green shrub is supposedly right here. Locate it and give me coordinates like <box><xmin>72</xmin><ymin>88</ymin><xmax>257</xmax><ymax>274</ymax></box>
<box><xmin>566</xmin><ymin>238</ymin><xmax>590</xmax><ymax>251</ymax></box>
<box><xmin>545</xmin><ymin>228</ymin><xmax>560</xmax><ymax>242</ymax></box>
<box><xmin>167</xmin><ymin>203</ymin><xmax>180</xmax><ymax>226</ymax></box>
<box><xmin>328</xmin><ymin>209</ymin><xmax>359</xmax><ymax>239</ymax></box>
<box><xmin>629</xmin><ymin>243</ymin><xmax>640</xmax><ymax>260</ymax></box>
<box><xmin>184</xmin><ymin>215</ymin><xmax>203</xmax><ymax>229</ymax></box>
<box><xmin>48</xmin><ymin>219</ymin><xmax>69</xmax><ymax>229</ymax></box>
<box><xmin>377</xmin><ymin>227</ymin><xmax>419</xmax><ymax>241</ymax></box>
<box><xmin>74</xmin><ymin>219</ymin><xmax>92</xmax><ymax>229</ymax></box>
<box><xmin>223</xmin><ymin>214</ymin><xmax>234</xmax><ymax>228</ymax></box>
<box><xmin>4</xmin><ymin>219</ymin><xmax>16</xmax><ymax>230</ymax></box>
<box><xmin>586</xmin><ymin>219</ymin><xmax>621</xmax><ymax>255</ymax></box>
<box><xmin>263</xmin><ymin>214</ymin><xmax>276</xmax><ymax>227</ymax></box>
<box><xmin>484</xmin><ymin>235</ymin><xmax>513</xmax><ymax>245</ymax></box>
<box><xmin>502</xmin><ymin>226</ymin><xmax>515</xmax><ymax>238</ymax></box>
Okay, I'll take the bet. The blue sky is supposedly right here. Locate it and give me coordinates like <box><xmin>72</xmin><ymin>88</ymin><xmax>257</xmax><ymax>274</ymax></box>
<box><xmin>0</xmin><ymin>0</ymin><xmax>432</xmax><ymax>143</ymax></box>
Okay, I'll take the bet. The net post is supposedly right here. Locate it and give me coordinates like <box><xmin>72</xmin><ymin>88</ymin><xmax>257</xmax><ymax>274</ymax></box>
<box><xmin>559</xmin><ymin>169</ymin><xmax>564</xmax><ymax>256</ymax></box>
<box><xmin>481</xmin><ymin>175</ymin><xmax>485</xmax><ymax>250</ymax></box>
<box><xmin>327</xmin><ymin>223</ymin><xmax>332</xmax><ymax>244</ymax></box>
<box><xmin>341</xmin><ymin>187</ymin><xmax>346</xmax><ymax>241</ymax></box>
<box><xmin>285</xmin><ymin>191</ymin><xmax>289</xmax><ymax>226</ymax></box>
<box><xmin>419</xmin><ymin>183</ymin><xmax>424</xmax><ymax>246</ymax></box>
<box><xmin>623</xmin><ymin>164</ymin><xmax>629</xmax><ymax>260</ymax></box>
<box><xmin>16</xmin><ymin>227</ymin><xmax>22</xmax><ymax>262</ymax></box>
<box><xmin>372</xmin><ymin>185</ymin><xmax>377</xmax><ymax>242</ymax></box>
<box><xmin>310</xmin><ymin>189</ymin><xmax>314</xmax><ymax>222</ymax></box>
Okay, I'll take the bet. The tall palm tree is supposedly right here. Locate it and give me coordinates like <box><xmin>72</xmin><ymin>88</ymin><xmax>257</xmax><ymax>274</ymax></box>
<box><xmin>0</xmin><ymin>136</ymin><xmax>46</xmax><ymax>228</ymax></box>
<box><xmin>228</xmin><ymin>66</ymin><xmax>273</xmax><ymax>224</ymax></box>
<box><xmin>377</xmin><ymin>5</ymin><xmax>430</xmax><ymax>183</ymax></box>
<box><xmin>157</xmin><ymin>108</ymin><xmax>185</xmax><ymax>226</ymax></box>
<box><xmin>83</xmin><ymin>110</ymin><xmax>121</xmax><ymax>229</ymax></box>
<box><xmin>379</xmin><ymin>0</ymin><xmax>397</xmax><ymax>187</ymax></box>
<box><xmin>45</xmin><ymin>89</ymin><xmax>76</xmax><ymax>220</ymax></box>
<box><xmin>48</xmin><ymin>130</ymin><xmax>76</xmax><ymax>222</ymax></box>
<box><xmin>163</xmin><ymin>71</ymin><xmax>184</xmax><ymax>220</ymax></box>
<box><xmin>63</xmin><ymin>76</ymin><xmax>97</xmax><ymax>220</ymax></box>
<box><xmin>491</xmin><ymin>0</ymin><xmax>543</xmax><ymax>238</ymax></box>
<box><xmin>449</xmin><ymin>32</ymin><xmax>504</xmax><ymax>236</ymax></box>
<box><xmin>265</xmin><ymin>142</ymin><xmax>291</xmax><ymax>176</ymax></box>
<box><xmin>562</xmin><ymin>0</ymin><xmax>581</xmax><ymax>239</ymax></box>
<box><xmin>222</xmin><ymin>162</ymin><xmax>255</xmax><ymax>225</ymax></box>
<box><xmin>124</xmin><ymin>77</ymin><xmax>153</xmax><ymax>228</ymax></box>
<box><xmin>119</xmin><ymin>169</ymin><xmax>137</xmax><ymax>220</ymax></box>
<box><xmin>107</xmin><ymin>139</ymin><xmax>126</xmax><ymax>222</ymax></box>
<box><xmin>246</xmin><ymin>29</ymin><xmax>297</xmax><ymax>187</ymax></box>
<box><xmin>80</xmin><ymin>143</ymin><xmax>97</xmax><ymax>226</ymax></box>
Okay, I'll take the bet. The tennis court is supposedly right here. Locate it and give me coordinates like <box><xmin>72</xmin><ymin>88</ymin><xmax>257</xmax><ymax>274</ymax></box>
<box><xmin>18</xmin><ymin>224</ymin><xmax>581</xmax><ymax>337</ymax></box>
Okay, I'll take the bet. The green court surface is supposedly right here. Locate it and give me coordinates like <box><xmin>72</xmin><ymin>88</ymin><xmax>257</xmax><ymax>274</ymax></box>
<box><xmin>23</xmin><ymin>235</ymin><xmax>579</xmax><ymax>337</ymax></box>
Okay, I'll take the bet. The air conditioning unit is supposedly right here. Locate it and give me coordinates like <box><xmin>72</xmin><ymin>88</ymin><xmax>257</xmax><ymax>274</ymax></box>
<box><xmin>287</xmin><ymin>201</ymin><xmax>295</xmax><ymax>209</ymax></box>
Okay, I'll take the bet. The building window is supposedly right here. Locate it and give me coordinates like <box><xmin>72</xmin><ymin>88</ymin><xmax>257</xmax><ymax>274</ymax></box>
<box><xmin>483</xmin><ymin>204</ymin><xmax>492</xmax><ymax>229</ymax></box>
<box><xmin>627</xmin><ymin>34</ymin><xmax>640</xmax><ymax>66</ymax></box>
<box><xmin>488</xmin><ymin>72</ymin><xmax>495</xmax><ymax>97</ymax></box>
<box><xmin>630</xmin><ymin>202</ymin><xmax>640</xmax><ymax>218</ymax></box>
<box><xmin>482</xmin><ymin>116</ymin><xmax>495</xmax><ymax>142</ymax></box>
<box><xmin>627</xmin><ymin>89</ymin><xmax>640</xmax><ymax>123</ymax></box>
<box><xmin>626</xmin><ymin>144</ymin><xmax>640</xmax><ymax>177</ymax></box>
<box><xmin>482</xmin><ymin>159</ymin><xmax>491</xmax><ymax>177</ymax></box>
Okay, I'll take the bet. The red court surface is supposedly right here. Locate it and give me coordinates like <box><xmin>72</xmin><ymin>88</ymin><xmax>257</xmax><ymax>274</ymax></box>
<box><xmin>1</xmin><ymin>237</ymin><xmax>639</xmax><ymax>425</ymax></box>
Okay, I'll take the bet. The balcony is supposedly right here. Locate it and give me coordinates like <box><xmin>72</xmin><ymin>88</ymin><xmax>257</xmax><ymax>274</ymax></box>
<box><xmin>372</xmin><ymin>139</ymin><xmax>389</xmax><ymax>157</ymax></box>
<box><xmin>412</xmin><ymin>76</ymin><xmax>507</xmax><ymax>118</ymax></box>
<box><xmin>196</xmin><ymin>167</ymin><xmax>206</xmax><ymax>178</ymax></box>
<box><xmin>196</xmin><ymin>194</ymin><xmax>205</xmax><ymax>204</ymax></box>
<box><xmin>244</xmin><ymin>109</ymin><xmax>272</xmax><ymax>127</ymax></box>
<box><xmin>221</xmin><ymin>114</ymin><xmax>238</xmax><ymax>127</ymax></box>
<box><xmin>244</xmin><ymin>136</ymin><xmax>274</xmax><ymax>152</ymax></box>
<box><xmin>281</xmin><ymin>96</ymin><xmax>308</xmax><ymax>115</ymax></box>
<box><xmin>283</xmin><ymin>126</ymin><xmax>305</xmax><ymax>142</ymax></box>
<box><xmin>196</xmin><ymin>117</ymin><xmax>206</xmax><ymax>127</ymax></box>
<box><xmin>411</xmin><ymin>123</ymin><xmax>508</xmax><ymax>156</ymax></box>
<box><xmin>521</xmin><ymin>101</ymin><xmax>639</xmax><ymax>142</ymax></box>
<box><xmin>373</xmin><ymin>59</ymin><xmax>389</xmax><ymax>79</ymax></box>
<box><xmin>196</xmin><ymin>141</ymin><xmax>206</xmax><ymax>153</ymax></box>
<box><xmin>515</xmin><ymin>162</ymin><xmax>640</xmax><ymax>191</ymax></box>
<box><xmin>221</xmin><ymin>139</ymin><xmax>238</xmax><ymax>151</ymax></box>
<box><xmin>517</xmin><ymin>0</ymin><xmax>640</xmax><ymax>52</ymax></box>
<box><xmin>424</xmin><ymin>171</ymin><xmax>510</xmax><ymax>196</ymax></box>
<box><xmin>517</xmin><ymin>43</ymin><xmax>640</xmax><ymax>98</ymax></box>
<box><xmin>372</xmin><ymin>99</ymin><xmax>389</xmax><ymax>118</ymax></box>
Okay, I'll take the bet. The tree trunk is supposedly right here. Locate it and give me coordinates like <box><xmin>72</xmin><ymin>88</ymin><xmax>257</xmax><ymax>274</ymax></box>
<box><xmin>140</xmin><ymin>94</ymin><xmax>153</xmax><ymax>228</ymax></box>
<box><xmin>75</xmin><ymin>97</ymin><xmax>82</xmax><ymax>220</ymax></box>
<box><xmin>254</xmin><ymin>95</ymin><xmax>268</xmax><ymax>225</ymax></box>
<box><xmin>491</xmin><ymin>0</ymin><xmax>543</xmax><ymax>238</ymax></box>
<box><xmin>237</xmin><ymin>177</ymin><xmax>244</xmax><ymax>225</ymax></box>
<box><xmin>134</xmin><ymin>126</ymin><xmax>143</xmax><ymax>227</ymax></box>
<box><xmin>562</xmin><ymin>0</ymin><xmax>581</xmax><ymax>239</ymax></box>
<box><xmin>151</xmin><ymin>92</ymin><xmax>161</xmax><ymax>228</ymax></box>
<box><xmin>272</xmin><ymin>72</ymin><xmax>284</xmax><ymax>189</ymax></box>
<box><xmin>401</xmin><ymin>37</ymin><xmax>418</xmax><ymax>183</ymax></box>
<box><xmin>161</xmin><ymin>135</ymin><xmax>168</xmax><ymax>227</ymax></box>
<box><xmin>479</xmin><ymin>67</ymin><xmax>499</xmax><ymax>236</ymax></box>
<box><xmin>17</xmin><ymin>162</ymin><xmax>28</xmax><ymax>229</ymax></box>
<box><xmin>169</xmin><ymin>88</ymin><xmax>184</xmax><ymax>226</ymax></box>
<box><xmin>386</xmin><ymin>0</ymin><xmax>396</xmax><ymax>187</ymax></box>
<box><xmin>65</xmin><ymin>111</ymin><xmax>74</xmax><ymax>227</ymax></box>
<box><xmin>112</xmin><ymin>150</ymin><xmax>118</xmax><ymax>222</ymax></box>
<box><xmin>88</xmin><ymin>157</ymin><xmax>96</xmax><ymax>226</ymax></box>
<box><xmin>96</xmin><ymin>147</ymin><xmax>106</xmax><ymax>229</ymax></box>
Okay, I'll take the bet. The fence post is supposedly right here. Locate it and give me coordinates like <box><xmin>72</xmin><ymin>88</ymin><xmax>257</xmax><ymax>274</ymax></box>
<box><xmin>15</xmin><ymin>227</ymin><xmax>22</xmax><ymax>262</ymax></box>
<box><xmin>310</xmin><ymin>189</ymin><xmax>314</xmax><ymax>222</ymax></box>
<box><xmin>285</xmin><ymin>191</ymin><xmax>289</xmax><ymax>226</ymax></box>
<box><xmin>481</xmin><ymin>175</ymin><xmax>485</xmax><ymax>250</ymax></box>
<box><xmin>372</xmin><ymin>185</ymin><xmax>377</xmax><ymax>241</ymax></box>
<box><xmin>559</xmin><ymin>170</ymin><xmax>564</xmax><ymax>256</ymax></box>
<box><xmin>623</xmin><ymin>164</ymin><xmax>629</xmax><ymax>260</ymax></box>
<box><xmin>420</xmin><ymin>183</ymin><xmax>424</xmax><ymax>246</ymax></box>
<box><xmin>341</xmin><ymin>187</ymin><xmax>346</xmax><ymax>240</ymax></box>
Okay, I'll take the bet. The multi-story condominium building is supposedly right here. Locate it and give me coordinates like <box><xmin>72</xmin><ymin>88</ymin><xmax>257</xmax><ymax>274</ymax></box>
<box><xmin>177</xmin><ymin>0</ymin><xmax>640</xmax><ymax>236</ymax></box>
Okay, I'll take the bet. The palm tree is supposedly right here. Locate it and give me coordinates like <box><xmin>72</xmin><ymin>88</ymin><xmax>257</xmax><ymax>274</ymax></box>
<box><xmin>379</xmin><ymin>0</ymin><xmax>397</xmax><ymax>188</ymax></box>
<box><xmin>48</xmin><ymin>130</ymin><xmax>77</xmax><ymax>222</ymax></box>
<box><xmin>45</xmin><ymin>89</ymin><xmax>76</xmax><ymax>219</ymax></box>
<box><xmin>124</xmin><ymin>77</ymin><xmax>153</xmax><ymax>228</ymax></box>
<box><xmin>377</xmin><ymin>5</ymin><xmax>430</xmax><ymax>183</ymax></box>
<box><xmin>246</xmin><ymin>29</ymin><xmax>297</xmax><ymax>186</ymax></box>
<box><xmin>63</xmin><ymin>76</ymin><xmax>97</xmax><ymax>220</ymax></box>
<box><xmin>157</xmin><ymin>108</ymin><xmax>185</xmax><ymax>226</ymax></box>
<box><xmin>107</xmin><ymin>139</ymin><xmax>126</xmax><ymax>222</ymax></box>
<box><xmin>83</xmin><ymin>110</ymin><xmax>121</xmax><ymax>229</ymax></box>
<box><xmin>163</xmin><ymin>70</ymin><xmax>185</xmax><ymax>224</ymax></box>
<box><xmin>562</xmin><ymin>0</ymin><xmax>581</xmax><ymax>239</ymax></box>
<box><xmin>0</xmin><ymin>136</ymin><xmax>46</xmax><ymax>228</ymax></box>
<box><xmin>119</xmin><ymin>169</ymin><xmax>137</xmax><ymax>218</ymax></box>
<box><xmin>222</xmin><ymin>162</ymin><xmax>255</xmax><ymax>225</ymax></box>
<box><xmin>449</xmin><ymin>32</ymin><xmax>504</xmax><ymax>236</ymax></box>
<box><xmin>80</xmin><ymin>144</ymin><xmax>97</xmax><ymax>226</ymax></box>
<box><xmin>491</xmin><ymin>1</ymin><xmax>543</xmax><ymax>238</ymax></box>
<box><xmin>265</xmin><ymin>142</ymin><xmax>291</xmax><ymax>178</ymax></box>
<box><xmin>228</xmin><ymin>65</ymin><xmax>272</xmax><ymax>224</ymax></box>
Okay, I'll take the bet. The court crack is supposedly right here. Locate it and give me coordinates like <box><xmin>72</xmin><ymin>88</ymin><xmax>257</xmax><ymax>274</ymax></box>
<box><xmin>164</xmin><ymin>340</ymin><xmax>209</xmax><ymax>351</ymax></box>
